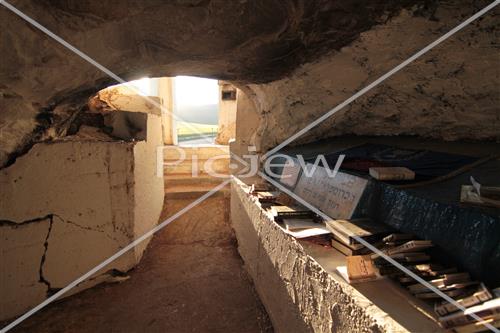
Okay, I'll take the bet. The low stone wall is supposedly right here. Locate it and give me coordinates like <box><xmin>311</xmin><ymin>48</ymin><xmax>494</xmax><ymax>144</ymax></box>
<box><xmin>230</xmin><ymin>178</ymin><xmax>442</xmax><ymax>333</ymax></box>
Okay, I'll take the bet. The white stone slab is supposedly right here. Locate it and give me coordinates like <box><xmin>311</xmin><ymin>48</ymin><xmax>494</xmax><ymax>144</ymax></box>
<box><xmin>294</xmin><ymin>167</ymin><xmax>368</xmax><ymax>219</ymax></box>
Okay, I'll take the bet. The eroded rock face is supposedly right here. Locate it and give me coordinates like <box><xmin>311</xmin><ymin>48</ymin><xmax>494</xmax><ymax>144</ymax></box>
<box><xmin>244</xmin><ymin>3</ymin><xmax>500</xmax><ymax>152</ymax></box>
<box><xmin>0</xmin><ymin>0</ymin><xmax>420</xmax><ymax>167</ymax></box>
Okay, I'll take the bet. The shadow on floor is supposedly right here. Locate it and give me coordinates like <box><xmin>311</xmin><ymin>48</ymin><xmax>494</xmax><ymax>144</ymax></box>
<box><xmin>7</xmin><ymin>195</ymin><xmax>272</xmax><ymax>333</ymax></box>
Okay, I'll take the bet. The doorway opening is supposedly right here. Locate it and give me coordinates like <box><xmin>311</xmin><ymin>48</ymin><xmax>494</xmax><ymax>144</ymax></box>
<box><xmin>174</xmin><ymin>76</ymin><xmax>219</xmax><ymax>145</ymax></box>
<box><xmin>101</xmin><ymin>76</ymin><xmax>237</xmax><ymax>147</ymax></box>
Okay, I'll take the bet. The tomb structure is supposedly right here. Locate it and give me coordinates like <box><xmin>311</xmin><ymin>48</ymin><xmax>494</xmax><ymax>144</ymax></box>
<box><xmin>0</xmin><ymin>1</ymin><xmax>499</xmax><ymax>331</ymax></box>
<box><xmin>0</xmin><ymin>86</ymin><xmax>165</xmax><ymax>320</ymax></box>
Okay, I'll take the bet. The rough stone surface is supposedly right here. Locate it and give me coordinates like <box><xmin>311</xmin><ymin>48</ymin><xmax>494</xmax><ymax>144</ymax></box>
<box><xmin>1</xmin><ymin>0</ymin><xmax>423</xmax><ymax>167</ymax></box>
<box><xmin>94</xmin><ymin>86</ymin><xmax>162</xmax><ymax>116</ymax></box>
<box><xmin>230</xmin><ymin>178</ymin><xmax>443</xmax><ymax>333</ymax></box>
<box><xmin>241</xmin><ymin>3</ymin><xmax>500</xmax><ymax>152</ymax></box>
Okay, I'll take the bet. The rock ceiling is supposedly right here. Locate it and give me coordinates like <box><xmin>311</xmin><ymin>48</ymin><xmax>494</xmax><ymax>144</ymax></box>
<box><xmin>0</xmin><ymin>0</ymin><xmax>422</xmax><ymax>167</ymax></box>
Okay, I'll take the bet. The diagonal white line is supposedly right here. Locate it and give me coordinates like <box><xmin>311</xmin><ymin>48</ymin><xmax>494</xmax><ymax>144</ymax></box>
<box><xmin>236</xmin><ymin>145</ymin><xmax>498</xmax><ymax>333</ymax></box>
<box><xmin>0</xmin><ymin>0</ymin><xmax>219</xmax><ymax>146</ymax></box>
<box><xmin>1</xmin><ymin>0</ymin><xmax>499</xmax><ymax>331</ymax></box>
<box><xmin>0</xmin><ymin>3</ymin><xmax>236</xmax><ymax>330</ymax></box>
<box><xmin>230</xmin><ymin>146</ymin><xmax>500</xmax><ymax>331</ymax></box>
<box><xmin>0</xmin><ymin>178</ymin><xmax>231</xmax><ymax>333</ymax></box>
<box><xmin>0</xmin><ymin>0</ymin><xmax>237</xmax><ymax>330</ymax></box>
<box><xmin>0</xmin><ymin>0</ymin><xmax>122</xmax><ymax>82</ymax></box>
<box><xmin>259</xmin><ymin>171</ymin><xmax>500</xmax><ymax>333</ymax></box>
<box><xmin>262</xmin><ymin>0</ymin><xmax>500</xmax><ymax>160</ymax></box>
<box><xmin>259</xmin><ymin>3</ymin><xmax>499</xmax><ymax>329</ymax></box>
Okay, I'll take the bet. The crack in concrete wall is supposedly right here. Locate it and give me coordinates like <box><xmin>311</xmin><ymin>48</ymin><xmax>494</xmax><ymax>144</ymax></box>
<box><xmin>0</xmin><ymin>213</ymin><xmax>124</xmax><ymax>297</ymax></box>
<box><xmin>38</xmin><ymin>216</ymin><xmax>54</xmax><ymax>296</ymax></box>
<box><xmin>0</xmin><ymin>215</ymin><xmax>53</xmax><ymax>227</ymax></box>
<box><xmin>0</xmin><ymin>103</ymin><xmax>164</xmax><ymax>321</ymax></box>
<box><xmin>0</xmin><ymin>215</ymin><xmax>57</xmax><ymax>295</ymax></box>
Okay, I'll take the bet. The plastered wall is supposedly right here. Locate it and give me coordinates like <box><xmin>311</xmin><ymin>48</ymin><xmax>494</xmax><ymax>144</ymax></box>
<box><xmin>0</xmin><ymin>93</ymin><xmax>164</xmax><ymax>321</ymax></box>
<box><xmin>216</xmin><ymin>83</ymin><xmax>237</xmax><ymax>145</ymax></box>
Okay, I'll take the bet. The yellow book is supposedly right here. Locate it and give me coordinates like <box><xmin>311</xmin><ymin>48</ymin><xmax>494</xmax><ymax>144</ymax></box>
<box><xmin>369</xmin><ymin>167</ymin><xmax>415</xmax><ymax>181</ymax></box>
<box><xmin>346</xmin><ymin>255</ymin><xmax>377</xmax><ymax>283</ymax></box>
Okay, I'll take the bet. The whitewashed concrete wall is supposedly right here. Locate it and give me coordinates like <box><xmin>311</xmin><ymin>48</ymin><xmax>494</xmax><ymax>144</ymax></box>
<box><xmin>0</xmin><ymin>103</ymin><xmax>164</xmax><ymax>321</ymax></box>
<box><xmin>216</xmin><ymin>83</ymin><xmax>237</xmax><ymax>145</ymax></box>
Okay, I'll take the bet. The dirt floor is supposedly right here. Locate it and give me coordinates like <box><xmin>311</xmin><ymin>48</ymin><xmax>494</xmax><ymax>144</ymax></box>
<box><xmin>8</xmin><ymin>194</ymin><xmax>272</xmax><ymax>333</ymax></box>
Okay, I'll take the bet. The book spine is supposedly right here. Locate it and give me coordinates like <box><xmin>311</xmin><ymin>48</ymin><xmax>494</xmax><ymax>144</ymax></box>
<box><xmin>436</xmin><ymin>286</ymin><xmax>493</xmax><ymax>316</ymax></box>
<box><xmin>440</xmin><ymin>306</ymin><xmax>500</xmax><ymax>329</ymax></box>
<box><xmin>386</xmin><ymin>243</ymin><xmax>409</xmax><ymax>255</ymax></box>
<box><xmin>325</xmin><ymin>223</ymin><xmax>351</xmax><ymax>246</ymax></box>
<box><xmin>452</xmin><ymin>316</ymin><xmax>500</xmax><ymax>333</ymax></box>
<box><xmin>377</xmin><ymin>173</ymin><xmax>414</xmax><ymax>181</ymax></box>
<box><xmin>331</xmin><ymin>241</ymin><xmax>352</xmax><ymax>256</ymax></box>
<box><xmin>276</xmin><ymin>212</ymin><xmax>311</xmax><ymax>218</ymax></box>
<box><xmin>369</xmin><ymin>168</ymin><xmax>414</xmax><ymax>181</ymax></box>
<box><xmin>436</xmin><ymin>294</ymin><xmax>482</xmax><ymax>316</ymax></box>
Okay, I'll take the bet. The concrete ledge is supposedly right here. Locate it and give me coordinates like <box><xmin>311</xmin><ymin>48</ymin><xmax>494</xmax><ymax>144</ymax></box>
<box><xmin>230</xmin><ymin>177</ymin><xmax>443</xmax><ymax>333</ymax></box>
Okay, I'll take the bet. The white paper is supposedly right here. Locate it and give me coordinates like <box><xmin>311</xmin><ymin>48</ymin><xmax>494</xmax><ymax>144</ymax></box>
<box><xmin>278</xmin><ymin>223</ymin><xmax>331</xmax><ymax>239</ymax></box>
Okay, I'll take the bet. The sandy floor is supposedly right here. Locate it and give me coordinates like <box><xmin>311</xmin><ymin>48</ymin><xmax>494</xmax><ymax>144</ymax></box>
<box><xmin>8</xmin><ymin>195</ymin><xmax>272</xmax><ymax>333</ymax></box>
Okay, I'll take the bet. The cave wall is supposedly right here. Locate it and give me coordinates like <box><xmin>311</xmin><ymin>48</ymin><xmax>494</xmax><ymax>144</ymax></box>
<box><xmin>1</xmin><ymin>1</ymin><xmax>497</xmax><ymax>168</ymax></box>
<box><xmin>0</xmin><ymin>0</ymin><xmax>421</xmax><ymax>168</ymax></box>
<box><xmin>240</xmin><ymin>3</ymin><xmax>499</xmax><ymax>153</ymax></box>
<box><xmin>0</xmin><ymin>0</ymin><xmax>498</xmax><ymax>324</ymax></box>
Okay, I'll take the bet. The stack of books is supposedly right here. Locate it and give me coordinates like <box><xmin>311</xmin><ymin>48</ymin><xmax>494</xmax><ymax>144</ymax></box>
<box><xmin>368</xmin><ymin>167</ymin><xmax>415</xmax><ymax>181</ymax></box>
<box><xmin>248</xmin><ymin>183</ymin><xmax>330</xmax><ymax>239</ymax></box>
<box><xmin>270</xmin><ymin>204</ymin><xmax>314</xmax><ymax>219</ymax></box>
<box><xmin>269</xmin><ymin>204</ymin><xmax>332</xmax><ymax>239</ymax></box>
<box><xmin>249</xmin><ymin>182</ymin><xmax>274</xmax><ymax>195</ymax></box>
<box><xmin>438</xmin><ymin>295</ymin><xmax>500</xmax><ymax>332</ymax></box>
<box><xmin>435</xmin><ymin>283</ymin><xmax>494</xmax><ymax>317</ymax></box>
<box><xmin>248</xmin><ymin>182</ymin><xmax>280</xmax><ymax>209</ymax></box>
<box><xmin>255</xmin><ymin>191</ymin><xmax>278</xmax><ymax>203</ymax></box>
<box><xmin>371</xmin><ymin>233</ymin><xmax>500</xmax><ymax>332</ymax></box>
<box><xmin>283</xmin><ymin>218</ymin><xmax>321</xmax><ymax>232</ymax></box>
<box><xmin>325</xmin><ymin>218</ymin><xmax>392</xmax><ymax>256</ymax></box>
<box><xmin>280</xmin><ymin>217</ymin><xmax>331</xmax><ymax>239</ymax></box>
<box><xmin>373</xmin><ymin>235</ymin><xmax>434</xmax><ymax>264</ymax></box>
<box><xmin>248</xmin><ymin>183</ymin><xmax>298</xmax><ymax>206</ymax></box>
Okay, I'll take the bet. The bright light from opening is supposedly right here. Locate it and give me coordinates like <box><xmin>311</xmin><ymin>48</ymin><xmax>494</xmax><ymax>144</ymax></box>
<box><xmin>128</xmin><ymin>77</ymin><xmax>151</xmax><ymax>96</ymax></box>
<box><xmin>175</xmin><ymin>76</ymin><xmax>218</xmax><ymax>106</ymax></box>
<box><xmin>105</xmin><ymin>77</ymin><xmax>153</xmax><ymax>96</ymax></box>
